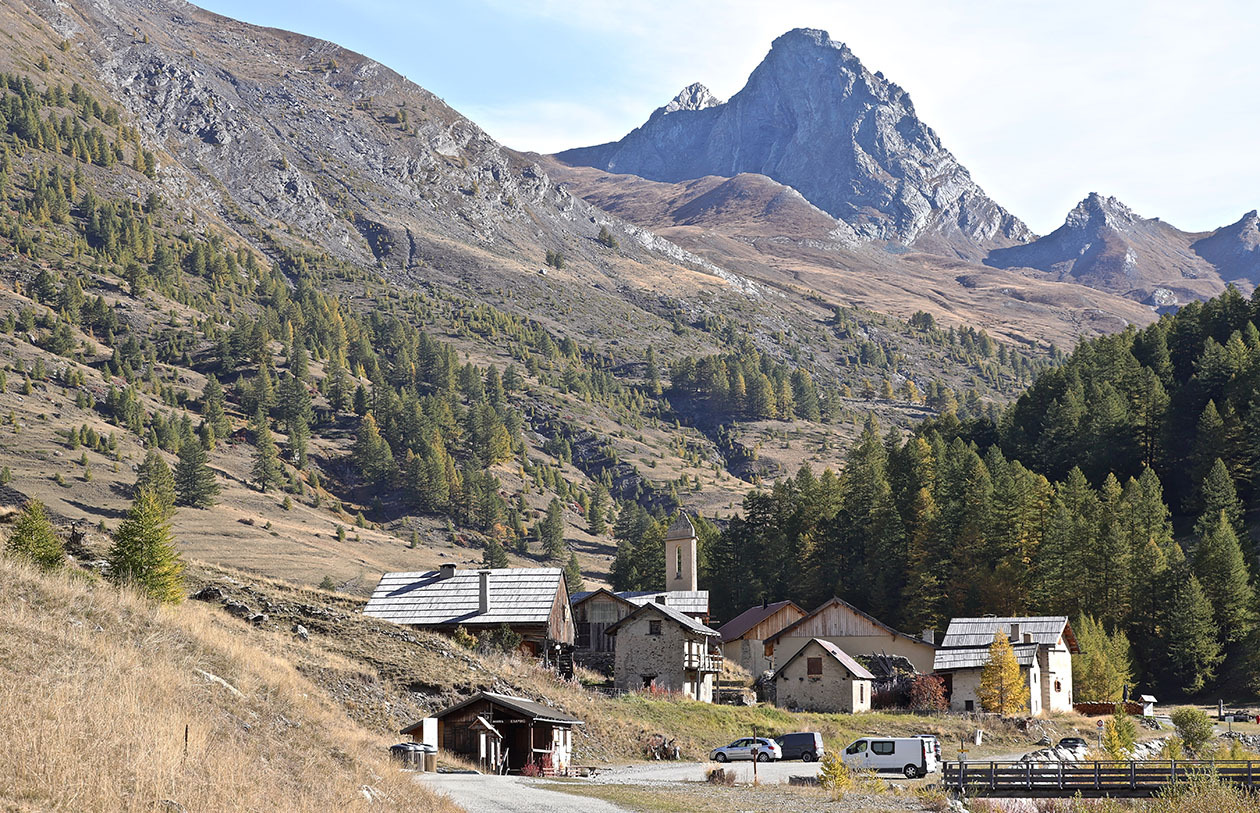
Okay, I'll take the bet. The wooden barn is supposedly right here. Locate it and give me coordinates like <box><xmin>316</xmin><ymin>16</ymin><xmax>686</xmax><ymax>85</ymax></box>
<box><xmin>718</xmin><ymin>599</ymin><xmax>806</xmax><ymax>677</ymax></box>
<box><xmin>364</xmin><ymin>565</ymin><xmax>575</xmax><ymax>673</ymax></box>
<box><xmin>403</xmin><ymin>692</ymin><xmax>583</xmax><ymax>775</ymax></box>
<box><xmin>763</xmin><ymin>597</ymin><xmax>937</xmax><ymax>674</ymax></box>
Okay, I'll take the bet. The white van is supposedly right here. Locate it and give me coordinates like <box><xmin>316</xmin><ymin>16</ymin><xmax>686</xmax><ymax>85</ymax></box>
<box><xmin>842</xmin><ymin>737</ymin><xmax>939</xmax><ymax>778</ymax></box>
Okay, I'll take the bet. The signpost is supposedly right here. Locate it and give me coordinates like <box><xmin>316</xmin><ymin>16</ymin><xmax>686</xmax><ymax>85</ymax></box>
<box><xmin>1096</xmin><ymin>719</ymin><xmax>1104</xmax><ymax>751</ymax></box>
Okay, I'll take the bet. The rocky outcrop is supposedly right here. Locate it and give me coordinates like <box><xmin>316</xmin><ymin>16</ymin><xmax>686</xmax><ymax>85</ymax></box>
<box><xmin>557</xmin><ymin>28</ymin><xmax>1031</xmax><ymax>260</ymax></box>
<box><xmin>1192</xmin><ymin>210</ymin><xmax>1260</xmax><ymax>288</ymax></box>
<box><xmin>985</xmin><ymin>193</ymin><xmax>1227</xmax><ymax>306</ymax></box>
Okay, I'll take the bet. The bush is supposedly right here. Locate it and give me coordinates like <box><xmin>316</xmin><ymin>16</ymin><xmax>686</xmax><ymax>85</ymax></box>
<box><xmin>818</xmin><ymin>751</ymin><xmax>853</xmax><ymax>798</ymax></box>
<box><xmin>1171</xmin><ymin>707</ymin><xmax>1214</xmax><ymax>755</ymax></box>
<box><xmin>909</xmin><ymin>674</ymin><xmax>947</xmax><ymax>711</ymax></box>
<box><xmin>451</xmin><ymin>625</ymin><xmax>477</xmax><ymax>649</ymax></box>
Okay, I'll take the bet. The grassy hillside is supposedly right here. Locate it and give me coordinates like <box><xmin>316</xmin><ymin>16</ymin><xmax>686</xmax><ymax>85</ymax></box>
<box><xmin>0</xmin><ymin>556</ymin><xmax>456</xmax><ymax>811</ymax></box>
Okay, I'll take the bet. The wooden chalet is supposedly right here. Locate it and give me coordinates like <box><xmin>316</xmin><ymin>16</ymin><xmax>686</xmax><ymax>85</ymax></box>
<box><xmin>404</xmin><ymin>692</ymin><xmax>583</xmax><ymax>775</ymax></box>
<box><xmin>763</xmin><ymin>596</ymin><xmax>937</xmax><ymax>674</ymax></box>
<box><xmin>718</xmin><ymin>599</ymin><xmax>806</xmax><ymax>676</ymax></box>
<box><xmin>364</xmin><ymin>565</ymin><xmax>575</xmax><ymax>673</ymax></box>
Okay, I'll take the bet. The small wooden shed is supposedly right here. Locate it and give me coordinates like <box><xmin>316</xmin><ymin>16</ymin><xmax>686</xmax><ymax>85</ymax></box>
<box><xmin>405</xmin><ymin>692</ymin><xmax>584</xmax><ymax>776</ymax></box>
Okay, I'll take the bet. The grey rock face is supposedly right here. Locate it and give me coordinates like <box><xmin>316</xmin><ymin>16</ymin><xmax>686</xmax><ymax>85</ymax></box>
<box><xmin>1192</xmin><ymin>210</ymin><xmax>1260</xmax><ymax>287</ymax></box>
<box><xmin>658</xmin><ymin>83</ymin><xmax>722</xmax><ymax>116</ymax></box>
<box><xmin>985</xmin><ymin>193</ymin><xmax>1242</xmax><ymax>305</ymax></box>
<box><xmin>557</xmin><ymin>28</ymin><xmax>1031</xmax><ymax>260</ymax></box>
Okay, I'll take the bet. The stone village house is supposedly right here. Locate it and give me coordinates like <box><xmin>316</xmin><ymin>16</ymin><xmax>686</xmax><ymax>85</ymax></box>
<box><xmin>605</xmin><ymin>599</ymin><xmax>723</xmax><ymax>702</ymax></box>
<box><xmin>774</xmin><ymin>638</ymin><xmax>874</xmax><ymax>713</ymax></box>
<box><xmin>570</xmin><ymin>514</ymin><xmax>708</xmax><ymax>670</ymax></box>
<box><xmin>932</xmin><ymin>616</ymin><xmax>1078</xmax><ymax>715</ymax></box>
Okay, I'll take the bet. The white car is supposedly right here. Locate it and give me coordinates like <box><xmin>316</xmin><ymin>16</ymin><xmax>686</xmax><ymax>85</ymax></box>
<box><xmin>710</xmin><ymin>737</ymin><xmax>782</xmax><ymax>762</ymax></box>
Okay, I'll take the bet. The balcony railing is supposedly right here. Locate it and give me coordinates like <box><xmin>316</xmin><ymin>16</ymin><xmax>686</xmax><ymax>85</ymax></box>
<box><xmin>683</xmin><ymin>651</ymin><xmax>723</xmax><ymax>672</ymax></box>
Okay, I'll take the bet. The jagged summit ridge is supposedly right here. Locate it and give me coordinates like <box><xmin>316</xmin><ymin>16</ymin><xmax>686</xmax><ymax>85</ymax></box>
<box><xmin>658</xmin><ymin>82</ymin><xmax>722</xmax><ymax>116</ymax></box>
<box><xmin>1064</xmin><ymin>193</ymin><xmax>1141</xmax><ymax>232</ymax></box>
<box><xmin>557</xmin><ymin>27</ymin><xmax>1031</xmax><ymax>260</ymax></box>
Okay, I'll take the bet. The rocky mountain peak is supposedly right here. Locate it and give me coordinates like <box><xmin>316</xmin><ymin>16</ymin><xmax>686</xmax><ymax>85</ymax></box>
<box><xmin>658</xmin><ymin>82</ymin><xmax>722</xmax><ymax>116</ymax></box>
<box><xmin>556</xmin><ymin>28</ymin><xmax>1030</xmax><ymax>260</ymax></box>
<box><xmin>1063</xmin><ymin>193</ymin><xmax>1140</xmax><ymax>232</ymax></box>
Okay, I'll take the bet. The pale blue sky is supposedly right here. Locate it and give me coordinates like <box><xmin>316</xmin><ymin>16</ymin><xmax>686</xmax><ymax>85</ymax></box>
<box><xmin>200</xmin><ymin>0</ymin><xmax>1260</xmax><ymax>235</ymax></box>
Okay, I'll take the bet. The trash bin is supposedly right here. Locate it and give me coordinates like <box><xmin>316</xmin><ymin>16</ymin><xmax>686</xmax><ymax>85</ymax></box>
<box><xmin>423</xmin><ymin>745</ymin><xmax>438</xmax><ymax>773</ymax></box>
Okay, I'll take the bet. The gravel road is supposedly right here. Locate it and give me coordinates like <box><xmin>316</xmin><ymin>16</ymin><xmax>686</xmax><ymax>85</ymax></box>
<box><xmin>589</xmin><ymin>758</ymin><xmax>822</xmax><ymax>785</ymax></box>
<box><xmin>417</xmin><ymin>773</ymin><xmax>633</xmax><ymax>813</ymax></box>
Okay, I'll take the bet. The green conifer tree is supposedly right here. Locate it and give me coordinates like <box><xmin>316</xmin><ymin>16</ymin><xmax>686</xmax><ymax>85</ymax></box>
<box><xmin>541</xmin><ymin>497</ymin><xmax>565</xmax><ymax>560</ymax></box>
<box><xmin>587</xmin><ymin>484</ymin><xmax>608</xmax><ymax>536</ymax></box>
<box><xmin>174</xmin><ymin>439</ymin><xmax>219</xmax><ymax>508</ymax></box>
<box><xmin>563</xmin><ymin>550</ymin><xmax>584</xmax><ymax>592</ymax></box>
<box><xmin>1192</xmin><ymin>510</ymin><xmax>1255</xmax><ymax>643</ymax></box>
<box><xmin>1194</xmin><ymin>458</ymin><xmax>1244</xmax><ymax>539</ymax></box>
<box><xmin>134</xmin><ymin>448</ymin><xmax>176</xmax><ymax>517</ymax></box>
<box><xmin>250</xmin><ymin>409</ymin><xmax>283</xmax><ymax>492</ymax></box>
<box><xmin>108</xmin><ymin>488</ymin><xmax>184</xmax><ymax>603</ymax></box>
<box><xmin>482</xmin><ymin>536</ymin><xmax>509</xmax><ymax>569</ymax></box>
<box><xmin>1163</xmin><ymin>567</ymin><xmax>1224</xmax><ymax>693</ymax></box>
<box><xmin>201</xmin><ymin>374</ymin><xmax>231</xmax><ymax>439</ymax></box>
<box><xmin>3</xmin><ymin>499</ymin><xmax>63</xmax><ymax>570</ymax></box>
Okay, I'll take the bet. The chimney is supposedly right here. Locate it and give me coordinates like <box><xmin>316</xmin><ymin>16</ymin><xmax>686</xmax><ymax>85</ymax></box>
<box><xmin>1010</xmin><ymin>623</ymin><xmax>1020</xmax><ymax>641</ymax></box>
<box><xmin>921</xmin><ymin>629</ymin><xmax>936</xmax><ymax>645</ymax></box>
<box><xmin>762</xmin><ymin>598</ymin><xmax>768</xmax><ymax>609</ymax></box>
<box><xmin>1023</xmin><ymin>632</ymin><xmax>1034</xmax><ymax>645</ymax></box>
<box><xmin>438</xmin><ymin>563</ymin><xmax>457</xmax><ymax>580</ymax></box>
<box><xmin>479</xmin><ymin>570</ymin><xmax>490</xmax><ymax>614</ymax></box>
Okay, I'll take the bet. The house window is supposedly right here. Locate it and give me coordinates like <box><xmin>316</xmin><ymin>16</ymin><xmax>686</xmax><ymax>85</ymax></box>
<box><xmin>965</xmin><ymin>700</ymin><xmax>974</xmax><ymax>711</ymax></box>
<box><xmin>807</xmin><ymin>657</ymin><xmax>823</xmax><ymax>676</ymax></box>
<box><xmin>641</xmin><ymin>675</ymin><xmax>656</xmax><ymax>688</ymax></box>
<box><xmin>675</xmin><ymin>546</ymin><xmax>682</xmax><ymax>579</ymax></box>
<box><xmin>860</xmin><ymin>683</ymin><xmax>865</xmax><ymax>703</ymax></box>
<box><xmin>1054</xmin><ymin>680</ymin><xmax>1062</xmax><ymax>693</ymax></box>
<box><xmin>648</xmin><ymin>620</ymin><xmax>662</xmax><ymax>636</ymax></box>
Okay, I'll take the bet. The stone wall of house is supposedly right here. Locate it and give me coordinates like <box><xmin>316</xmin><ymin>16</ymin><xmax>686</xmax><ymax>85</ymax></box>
<box><xmin>774</xmin><ymin>641</ymin><xmax>871</xmax><ymax>713</ymax></box>
<box><xmin>947</xmin><ymin>661</ymin><xmax>1041</xmax><ymax>715</ymax></box>
<box><xmin>613</xmin><ymin>613</ymin><xmax>715</xmax><ymax>701</ymax></box>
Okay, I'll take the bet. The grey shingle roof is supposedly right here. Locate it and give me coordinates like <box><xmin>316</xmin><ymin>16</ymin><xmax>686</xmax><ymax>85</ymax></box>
<box><xmin>571</xmin><ymin>589</ymin><xmax>709</xmax><ymax>616</ymax></box>
<box><xmin>718</xmin><ymin>600</ymin><xmax>803</xmax><ymax>643</ymax></box>
<box><xmin>933</xmin><ymin>642</ymin><xmax>1040</xmax><ymax>671</ymax></box>
<box><xmin>940</xmin><ymin>617</ymin><xmax>1074</xmax><ymax>650</ymax></box>
<box><xmin>604</xmin><ymin>600</ymin><xmax>721</xmax><ymax>637</ymax></box>
<box><xmin>364</xmin><ymin>568</ymin><xmax>562</xmax><ymax>626</ymax></box>
<box><xmin>778</xmin><ymin>638</ymin><xmax>875</xmax><ymax>680</ymax></box>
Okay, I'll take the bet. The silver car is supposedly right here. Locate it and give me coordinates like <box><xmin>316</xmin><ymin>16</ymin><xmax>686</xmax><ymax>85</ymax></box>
<box><xmin>710</xmin><ymin>737</ymin><xmax>783</xmax><ymax>762</ymax></box>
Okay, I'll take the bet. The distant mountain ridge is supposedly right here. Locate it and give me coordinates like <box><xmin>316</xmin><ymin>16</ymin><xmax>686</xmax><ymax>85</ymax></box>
<box><xmin>986</xmin><ymin>193</ymin><xmax>1260</xmax><ymax>307</ymax></box>
<box><xmin>557</xmin><ymin>28</ymin><xmax>1032</xmax><ymax>261</ymax></box>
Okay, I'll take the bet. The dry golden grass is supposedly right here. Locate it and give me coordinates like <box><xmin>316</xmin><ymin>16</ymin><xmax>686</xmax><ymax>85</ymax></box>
<box><xmin>0</xmin><ymin>557</ymin><xmax>457</xmax><ymax>812</ymax></box>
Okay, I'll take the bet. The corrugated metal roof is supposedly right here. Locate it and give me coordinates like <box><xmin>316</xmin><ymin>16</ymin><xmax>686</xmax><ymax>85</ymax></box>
<box><xmin>718</xmin><ymin>600</ymin><xmax>803</xmax><ymax>643</ymax></box>
<box><xmin>933</xmin><ymin>642</ymin><xmax>1040</xmax><ymax>671</ymax></box>
<box><xmin>939</xmin><ymin>617</ymin><xmax>1072</xmax><ymax>649</ymax></box>
<box><xmin>571</xmin><ymin>589</ymin><xmax>709</xmax><ymax>615</ymax></box>
<box><xmin>778</xmin><ymin>638</ymin><xmax>875</xmax><ymax>680</ymax></box>
<box><xmin>364</xmin><ymin>568</ymin><xmax>562</xmax><ymax>626</ymax></box>
<box><xmin>604</xmin><ymin>600</ymin><xmax>721</xmax><ymax>637</ymax></box>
